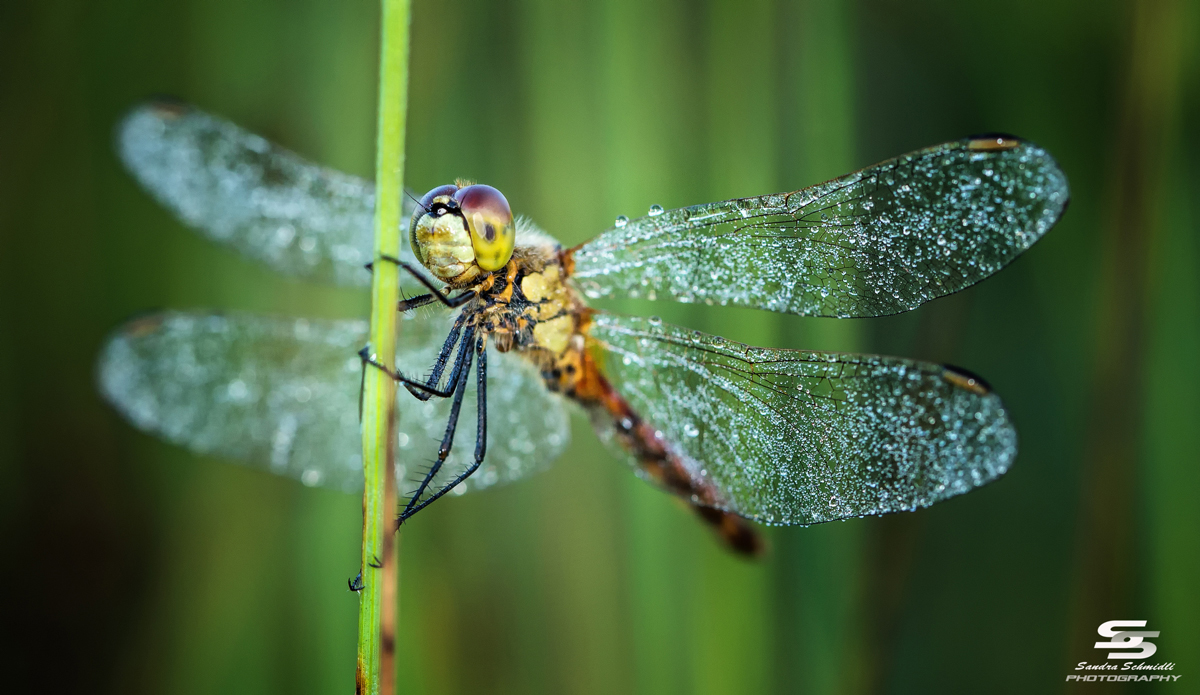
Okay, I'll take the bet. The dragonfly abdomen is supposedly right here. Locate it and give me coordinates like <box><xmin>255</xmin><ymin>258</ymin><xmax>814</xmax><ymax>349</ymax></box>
<box><xmin>561</xmin><ymin>333</ymin><xmax>765</xmax><ymax>556</ymax></box>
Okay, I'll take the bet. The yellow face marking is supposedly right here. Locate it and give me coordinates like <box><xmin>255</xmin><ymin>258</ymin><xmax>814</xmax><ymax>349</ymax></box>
<box><xmin>532</xmin><ymin>315</ymin><xmax>573</xmax><ymax>355</ymax></box>
<box><xmin>411</xmin><ymin>197</ymin><xmax>475</xmax><ymax>281</ymax></box>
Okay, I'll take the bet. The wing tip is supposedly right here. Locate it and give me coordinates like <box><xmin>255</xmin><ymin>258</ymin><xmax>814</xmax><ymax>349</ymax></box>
<box><xmin>94</xmin><ymin>311</ymin><xmax>175</xmax><ymax>414</ymax></box>
<box><xmin>963</xmin><ymin>133</ymin><xmax>1072</xmax><ymax>246</ymax></box>
<box><xmin>114</xmin><ymin>97</ymin><xmax>195</xmax><ymax>177</ymax></box>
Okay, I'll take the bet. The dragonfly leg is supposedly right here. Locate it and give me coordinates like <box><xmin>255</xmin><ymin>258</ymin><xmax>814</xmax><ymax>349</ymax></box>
<box><xmin>359</xmin><ymin>324</ymin><xmax>475</xmax><ymax>401</ymax></box>
<box><xmin>492</xmin><ymin>260</ymin><xmax>519</xmax><ymax>304</ymax></box>
<box><xmin>348</xmin><ymin>573</ymin><xmax>364</xmax><ymax>592</ymax></box>
<box><xmin>400</xmin><ymin>314</ymin><xmax>468</xmax><ymax>402</ymax></box>
<box><xmin>398</xmin><ymin>338</ymin><xmax>475</xmax><ymax>522</ymax></box>
<box><xmin>377</xmin><ymin>255</ymin><xmax>476</xmax><ymax>308</ymax></box>
<box><xmin>397</xmin><ymin>293</ymin><xmax>436</xmax><ymax>313</ymax></box>
<box><xmin>396</xmin><ymin>336</ymin><xmax>489</xmax><ymax>528</ymax></box>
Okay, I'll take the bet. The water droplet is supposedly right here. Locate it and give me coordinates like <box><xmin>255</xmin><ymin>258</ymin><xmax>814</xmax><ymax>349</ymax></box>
<box><xmin>301</xmin><ymin>469</ymin><xmax>322</xmax><ymax>487</ymax></box>
<box><xmin>648</xmin><ymin>204</ymin><xmax>664</xmax><ymax>216</ymax></box>
<box><xmin>647</xmin><ymin>316</ymin><xmax>662</xmax><ymax>326</ymax></box>
<box><xmin>614</xmin><ymin>215</ymin><xmax>628</xmax><ymax>228</ymax></box>
<box><xmin>683</xmin><ymin>423</ymin><xmax>699</xmax><ymax>437</ymax></box>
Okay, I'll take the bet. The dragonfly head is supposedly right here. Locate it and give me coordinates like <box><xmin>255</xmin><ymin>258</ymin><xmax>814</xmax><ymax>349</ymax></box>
<box><xmin>410</xmin><ymin>182</ymin><xmax>515</xmax><ymax>283</ymax></box>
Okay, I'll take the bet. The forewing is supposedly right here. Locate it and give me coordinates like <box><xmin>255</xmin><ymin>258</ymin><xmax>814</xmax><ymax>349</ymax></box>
<box><xmin>572</xmin><ymin>137</ymin><xmax>1068</xmax><ymax>317</ymax></box>
<box><xmin>97</xmin><ymin>312</ymin><xmax>569</xmax><ymax>494</ymax></box>
<box><xmin>117</xmin><ymin>102</ymin><xmax>422</xmax><ymax>287</ymax></box>
<box><xmin>588</xmin><ymin>314</ymin><xmax>1016</xmax><ymax>525</ymax></box>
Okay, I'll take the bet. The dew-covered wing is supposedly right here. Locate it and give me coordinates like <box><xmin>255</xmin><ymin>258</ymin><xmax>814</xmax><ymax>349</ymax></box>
<box><xmin>588</xmin><ymin>314</ymin><xmax>1015</xmax><ymax>525</ymax></box>
<box><xmin>572</xmin><ymin>137</ymin><xmax>1068</xmax><ymax>318</ymax></box>
<box><xmin>117</xmin><ymin>101</ymin><xmax>422</xmax><ymax>287</ymax></box>
<box><xmin>97</xmin><ymin>312</ymin><xmax>570</xmax><ymax>495</ymax></box>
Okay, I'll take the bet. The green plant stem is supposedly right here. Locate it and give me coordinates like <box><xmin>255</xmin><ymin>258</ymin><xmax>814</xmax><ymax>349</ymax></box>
<box><xmin>357</xmin><ymin>0</ymin><xmax>410</xmax><ymax>693</ymax></box>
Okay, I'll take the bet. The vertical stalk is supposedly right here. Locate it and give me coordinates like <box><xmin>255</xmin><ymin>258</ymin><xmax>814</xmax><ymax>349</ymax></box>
<box><xmin>357</xmin><ymin>0</ymin><xmax>410</xmax><ymax>694</ymax></box>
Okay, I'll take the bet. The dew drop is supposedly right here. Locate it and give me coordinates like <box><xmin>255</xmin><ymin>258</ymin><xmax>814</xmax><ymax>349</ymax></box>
<box><xmin>647</xmin><ymin>316</ymin><xmax>662</xmax><ymax>326</ymax></box>
<box><xmin>648</xmin><ymin>204</ymin><xmax>664</xmax><ymax>216</ymax></box>
<box><xmin>614</xmin><ymin>215</ymin><xmax>628</xmax><ymax>228</ymax></box>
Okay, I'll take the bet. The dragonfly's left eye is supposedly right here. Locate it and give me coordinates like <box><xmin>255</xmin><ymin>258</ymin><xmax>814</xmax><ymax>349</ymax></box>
<box><xmin>455</xmin><ymin>184</ymin><xmax>515</xmax><ymax>271</ymax></box>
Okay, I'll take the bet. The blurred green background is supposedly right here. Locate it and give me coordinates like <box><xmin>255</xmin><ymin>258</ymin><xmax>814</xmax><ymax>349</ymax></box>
<box><xmin>2</xmin><ymin>0</ymin><xmax>1198</xmax><ymax>693</ymax></box>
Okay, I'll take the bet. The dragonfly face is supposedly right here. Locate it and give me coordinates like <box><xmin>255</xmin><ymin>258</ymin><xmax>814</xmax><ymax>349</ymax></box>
<box><xmin>409</xmin><ymin>182</ymin><xmax>516</xmax><ymax>284</ymax></box>
<box><xmin>101</xmin><ymin>101</ymin><xmax>1070</xmax><ymax>555</ymax></box>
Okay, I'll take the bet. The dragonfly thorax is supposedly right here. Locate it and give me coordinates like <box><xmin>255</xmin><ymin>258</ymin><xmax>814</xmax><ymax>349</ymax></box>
<box><xmin>410</xmin><ymin>182</ymin><xmax>516</xmax><ymax>285</ymax></box>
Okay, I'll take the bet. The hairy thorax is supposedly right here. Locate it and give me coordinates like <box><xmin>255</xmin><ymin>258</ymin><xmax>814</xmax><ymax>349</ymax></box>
<box><xmin>461</xmin><ymin>241</ymin><xmax>599</xmax><ymax>399</ymax></box>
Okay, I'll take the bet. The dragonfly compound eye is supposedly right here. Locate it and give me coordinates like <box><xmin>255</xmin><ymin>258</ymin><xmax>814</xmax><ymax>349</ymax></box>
<box><xmin>454</xmin><ymin>184</ymin><xmax>515</xmax><ymax>272</ymax></box>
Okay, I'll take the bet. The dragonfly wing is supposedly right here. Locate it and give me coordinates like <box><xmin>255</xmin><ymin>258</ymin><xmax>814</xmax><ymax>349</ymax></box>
<box><xmin>97</xmin><ymin>312</ymin><xmax>569</xmax><ymax>494</ymax></box>
<box><xmin>572</xmin><ymin>137</ymin><xmax>1068</xmax><ymax>317</ymax></box>
<box><xmin>117</xmin><ymin>101</ymin><xmax>422</xmax><ymax>288</ymax></box>
<box><xmin>587</xmin><ymin>313</ymin><xmax>1015</xmax><ymax>525</ymax></box>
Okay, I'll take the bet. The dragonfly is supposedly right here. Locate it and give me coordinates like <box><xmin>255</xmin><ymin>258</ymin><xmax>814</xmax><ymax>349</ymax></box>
<box><xmin>99</xmin><ymin>101</ymin><xmax>1069</xmax><ymax>555</ymax></box>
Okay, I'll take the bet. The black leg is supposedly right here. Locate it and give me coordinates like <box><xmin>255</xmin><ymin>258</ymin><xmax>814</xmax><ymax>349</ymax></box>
<box><xmin>399</xmin><ymin>336</ymin><xmax>475</xmax><ymax>519</ymax></box>
<box><xmin>474</xmin><ymin>341</ymin><xmax>487</xmax><ymax>463</ymax></box>
<box><xmin>348</xmin><ymin>573</ymin><xmax>364</xmax><ymax>592</ymax></box>
<box><xmin>377</xmin><ymin>255</ymin><xmax>476</xmax><ymax>308</ymax></box>
<box><xmin>359</xmin><ymin>324</ymin><xmax>471</xmax><ymax>400</ymax></box>
<box><xmin>396</xmin><ymin>336</ymin><xmax>489</xmax><ymax>527</ymax></box>
<box><xmin>398</xmin><ymin>293</ymin><xmax>436</xmax><ymax>313</ymax></box>
<box><xmin>403</xmin><ymin>315</ymin><xmax>467</xmax><ymax>402</ymax></box>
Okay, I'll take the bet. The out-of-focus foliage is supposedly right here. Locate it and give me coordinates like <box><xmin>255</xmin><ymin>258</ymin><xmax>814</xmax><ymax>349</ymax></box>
<box><xmin>1</xmin><ymin>0</ymin><xmax>1196</xmax><ymax>693</ymax></box>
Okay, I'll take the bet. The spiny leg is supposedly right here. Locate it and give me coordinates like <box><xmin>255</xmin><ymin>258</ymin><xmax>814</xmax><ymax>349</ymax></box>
<box><xmin>396</xmin><ymin>335</ymin><xmax>489</xmax><ymax>527</ymax></box>
<box><xmin>403</xmin><ymin>313</ymin><xmax>468</xmax><ymax>402</ymax></box>
<box><xmin>376</xmin><ymin>255</ymin><xmax>476</xmax><ymax>308</ymax></box>
<box><xmin>397</xmin><ymin>293</ymin><xmax>436</xmax><ymax>313</ymax></box>
<box><xmin>399</xmin><ymin>330</ymin><xmax>476</xmax><ymax>521</ymax></box>
<box><xmin>358</xmin><ymin>319</ymin><xmax>472</xmax><ymax>400</ymax></box>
